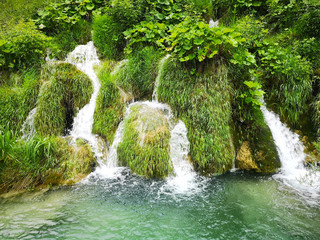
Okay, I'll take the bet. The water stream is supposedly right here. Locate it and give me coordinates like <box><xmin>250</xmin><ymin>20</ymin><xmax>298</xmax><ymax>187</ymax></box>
<box><xmin>261</xmin><ymin>105</ymin><xmax>320</xmax><ymax>199</ymax></box>
<box><xmin>65</xmin><ymin>41</ymin><xmax>103</xmax><ymax>162</ymax></box>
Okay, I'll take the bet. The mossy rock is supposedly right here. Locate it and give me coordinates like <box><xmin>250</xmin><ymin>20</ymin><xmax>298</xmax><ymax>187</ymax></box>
<box><xmin>234</xmin><ymin>110</ymin><xmax>280</xmax><ymax>173</ymax></box>
<box><xmin>158</xmin><ymin>59</ymin><xmax>235</xmax><ymax>175</ymax></box>
<box><xmin>236</xmin><ymin>141</ymin><xmax>260</xmax><ymax>171</ymax></box>
<box><xmin>0</xmin><ymin>136</ymin><xmax>96</xmax><ymax>194</ymax></box>
<box><xmin>117</xmin><ymin>103</ymin><xmax>173</xmax><ymax>179</ymax></box>
<box><xmin>34</xmin><ymin>63</ymin><xmax>93</xmax><ymax>136</ymax></box>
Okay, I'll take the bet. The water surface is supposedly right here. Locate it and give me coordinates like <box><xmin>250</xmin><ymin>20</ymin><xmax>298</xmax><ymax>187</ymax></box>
<box><xmin>1</xmin><ymin>171</ymin><xmax>319</xmax><ymax>239</ymax></box>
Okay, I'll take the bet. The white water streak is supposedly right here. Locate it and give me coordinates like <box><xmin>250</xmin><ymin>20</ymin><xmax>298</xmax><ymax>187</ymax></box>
<box><xmin>21</xmin><ymin>108</ymin><xmax>37</xmax><ymax>140</ymax></box>
<box><xmin>166</xmin><ymin>121</ymin><xmax>198</xmax><ymax>194</ymax></box>
<box><xmin>261</xmin><ymin>105</ymin><xmax>320</xmax><ymax>198</ymax></box>
<box><xmin>209</xmin><ymin>19</ymin><xmax>219</xmax><ymax>28</ymax></box>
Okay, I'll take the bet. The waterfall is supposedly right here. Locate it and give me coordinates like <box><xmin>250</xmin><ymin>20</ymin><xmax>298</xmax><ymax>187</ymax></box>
<box><xmin>91</xmin><ymin>54</ymin><xmax>197</xmax><ymax>188</ymax></box>
<box><xmin>152</xmin><ymin>55</ymin><xmax>170</xmax><ymax>102</ymax></box>
<box><xmin>65</xmin><ymin>41</ymin><xmax>104</xmax><ymax>161</ymax></box>
<box><xmin>21</xmin><ymin>108</ymin><xmax>37</xmax><ymax>140</ymax></box>
<box><xmin>261</xmin><ymin>105</ymin><xmax>320</xmax><ymax>198</ymax></box>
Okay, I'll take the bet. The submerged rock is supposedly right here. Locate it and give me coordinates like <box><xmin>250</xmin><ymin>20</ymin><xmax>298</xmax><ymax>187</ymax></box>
<box><xmin>236</xmin><ymin>141</ymin><xmax>259</xmax><ymax>171</ymax></box>
<box><xmin>117</xmin><ymin>103</ymin><xmax>173</xmax><ymax>179</ymax></box>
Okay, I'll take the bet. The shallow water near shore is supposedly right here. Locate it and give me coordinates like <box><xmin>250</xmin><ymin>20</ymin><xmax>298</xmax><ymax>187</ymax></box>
<box><xmin>1</xmin><ymin>171</ymin><xmax>319</xmax><ymax>240</ymax></box>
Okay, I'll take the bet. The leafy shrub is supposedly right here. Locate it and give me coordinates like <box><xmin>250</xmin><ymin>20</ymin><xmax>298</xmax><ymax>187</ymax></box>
<box><xmin>34</xmin><ymin>63</ymin><xmax>93</xmax><ymax>136</ymax></box>
<box><xmin>34</xmin><ymin>0</ymin><xmax>107</xmax><ymax>34</ymax></box>
<box><xmin>0</xmin><ymin>21</ymin><xmax>51</xmax><ymax>70</ymax></box>
<box><xmin>167</xmin><ymin>18</ymin><xmax>245</xmax><ymax>63</ymax></box>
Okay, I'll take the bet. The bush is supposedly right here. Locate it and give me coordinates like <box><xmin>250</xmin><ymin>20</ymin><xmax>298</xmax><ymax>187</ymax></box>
<box><xmin>34</xmin><ymin>0</ymin><xmax>107</xmax><ymax>34</ymax></box>
<box><xmin>0</xmin><ymin>21</ymin><xmax>51</xmax><ymax>70</ymax></box>
<box><xmin>34</xmin><ymin>63</ymin><xmax>93</xmax><ymax>136</ymax></box>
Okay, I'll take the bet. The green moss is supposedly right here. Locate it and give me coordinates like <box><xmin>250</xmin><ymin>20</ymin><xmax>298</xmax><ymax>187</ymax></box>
<box><xmin>229</xmin><ymin>61</ymin><xmax>280</xmax><ymax>173</ymax></box>
<box><xmin>34</xmin><ymin>63</ymin><xmax>93</xmax><ymax>136</ymax></box>
<box><xmin>158</xmin><ymin>59</ymin><xmax>235</xmax><ymax>175</ymax></box>
<box><xmin>117</xmin><ymin>104</ymin><xmax>172</xmax><ymax>179</ymax></box>
<box><xmin>93</xmin><ymin>60</ymin><xmax>125</xmax><ymax>144</ymax></box>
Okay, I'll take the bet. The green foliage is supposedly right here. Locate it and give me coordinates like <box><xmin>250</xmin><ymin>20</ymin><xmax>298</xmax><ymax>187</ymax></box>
<box><xmin>295</xmin><ymin>7</ymin><xmax>320</xmax><ymax>38</ymax></box>
<box><xmin>93</xmin><ymin>60</ymin><xmax>124</xmax><ymax>143</ymax></box>
<box><xmin>0</xmin><ymin>133</ymin><xmax>96</xmax><ymax>192</ymax></box>
<box><xmin>167</xmin><ymin>18</ymin><xmax>245</xmax><ymax>63</ymax></box>
<box><xmin>34</xmin><ymin>0</ymin><xmax>107</xmax><ymax>34</ymax></box>
<box><xmin>0</xmin><ymin>0</ymin><xmax>54</xmax><ymax>28</ymax></box>
<box><xmin>259</xmin><ymin>44</ymin><xmax>313</xmax><ymax>124</ymax></box>
<box><xmin>0</xmin><ymin>21</ymin><xmax>51</xmax><ymax>70</ymax></box>
<box><xmin>158</xmin><ymin>59</ymin><xmax>234</xmax><ymax>175</ymax></box>
<box><xmin>0</xmin><ymin>127</ymin><xmax>17</xmax><ymax>163</ymax></box>
<box><xmin>93</xmin><ymin>14</ymin><xmax>126</xmax><ymax>60</ymax></box>
<box><xmin>117</xmin><ymin>104</ymin><xmax>172</xmax><ymax>179</ymax></box>
<box><xmin>34</xmin><ymin>63</ymin><xmax>93</xmax><ymax>136</ymax></box>
<box><xmin>123</xmin><ymin>0</ymin><xmax>196</xmax><ymax>54</ymax></box>
<box><xmin>240</xmin><ymin>78</ymin><xmax>265</xmax><ymax>115</ymax></box>
<box><xmin>114</xmin><ymin>47</ymin><xmax>160</xmax><ymax>99</ymax></box>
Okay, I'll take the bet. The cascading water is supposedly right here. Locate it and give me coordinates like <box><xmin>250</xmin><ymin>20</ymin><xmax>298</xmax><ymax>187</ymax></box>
<box><xmin>21</xmin><ymin>108</ymin><xmax>37</xmax><ymax>140</ymax></box>
<box><xmin>261</xmin><ymin>104</ymin><xmax>320</xmax><ymax>198</ymax></box>
<box><xmin>65</xmin><ymin>41</ymin><xmax>104</xmax><ymax>161</ymax></box>
<box><xmin>165</xmin><ymin>120</ymin><xmax>199</xmax><ymax>194</ymax></box>
<box><xmin>91</xmin><ymin>55</ymin><xmax>198</xmax><ymax>192</ymax></box>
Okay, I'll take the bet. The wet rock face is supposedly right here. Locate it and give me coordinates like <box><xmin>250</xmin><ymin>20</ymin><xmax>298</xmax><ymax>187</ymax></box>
<box><xmin>236</xmin><ymin>141</ymin><xmax>259</xmax><ymax>171</ymax></box>
<box><xmin>118</xmin><ymin>103</ymin><xmax>173</xmax><ymax>179</ymax></box>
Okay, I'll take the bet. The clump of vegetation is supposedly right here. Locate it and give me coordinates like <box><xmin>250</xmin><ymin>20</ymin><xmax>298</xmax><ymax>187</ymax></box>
<box><xmin>0</xmin><ymin>21</ymin><xmax>51</xmax><ymax>71</ymax></box>
<box><xmin>117</xmin><ymin>104</ymin><xmax>173</xmax><ymax>179</ymax></box>
<box><xmin>34</xmin><ymin>63</ymin><xmax>93</xmax><ymax>136</ymax></box>
<box><xmin>114</xmin><ymin>47</ymin><xmax>160</xmax><ymax>99</ymax></box>
<box><xmin>158</xmin><ymin>59</ymin><xmax>235</xmax><ymax>175</ymax></box>
<box><xmin>0</xmin><ymin>68</ymin><xmax>41</xmax><ymax>134</ymax></box>
<box><xmin>93</xmin><ymin>60</ymin><xmax>125</xmax><ymax>144</ymax></box>
<box><xmin>0</xmin><ymin>128</ymin><xmax>96</xmax><ymax>193</ymax></box>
